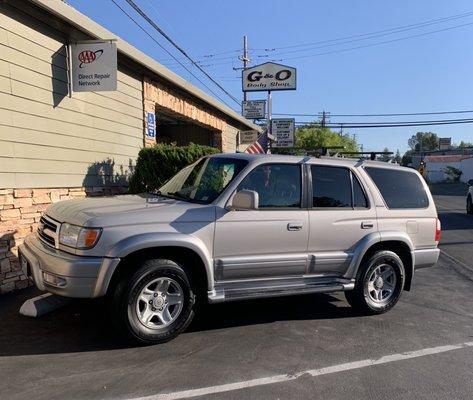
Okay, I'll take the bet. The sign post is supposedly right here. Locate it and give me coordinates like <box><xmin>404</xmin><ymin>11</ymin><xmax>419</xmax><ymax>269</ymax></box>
<box><xmin>242</xmin><ymin>62</ymin><xmax>297</xmax><ymax>152</ymax></box>
<box><xmin>71</xmin><ymin>40</ymin><xmax>117</xmax><ymax>92</ymax></box>
<box><xmin>267</xmin><ymin>91</ymin><xmax>272</xmax><ymax>145</ymax></box>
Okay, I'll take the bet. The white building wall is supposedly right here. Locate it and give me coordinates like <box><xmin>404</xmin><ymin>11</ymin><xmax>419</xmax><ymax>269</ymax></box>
<box><xmin>460</xmin><ymin>158</ymin><xmax>473</xmax><ymax>183</ymax></box>
<box><xmin>426</xmin><ymin>161</ymin><xmax>462</xmax><ymax>183</ymax></box>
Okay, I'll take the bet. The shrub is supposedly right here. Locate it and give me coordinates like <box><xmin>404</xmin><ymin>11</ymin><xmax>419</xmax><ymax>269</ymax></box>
<box><xmin>443</xmin><ymin>165</ymin><xmax>462</xmax><ymax>182</ymax></box>
<box><xmin>128</xmin><ymin>143</ymin><xmax>219</xmax><ymax>193</ymax></box>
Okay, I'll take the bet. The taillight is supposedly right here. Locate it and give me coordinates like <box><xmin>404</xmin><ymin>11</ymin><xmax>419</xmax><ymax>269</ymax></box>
<box><xmin>435</xmin><ymin>218</ymin><xmax>441</xmax><ymax>242</ymax></box>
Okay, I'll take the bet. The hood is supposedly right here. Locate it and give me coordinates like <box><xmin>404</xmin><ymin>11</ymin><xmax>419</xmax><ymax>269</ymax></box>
<box><xmin>46</xmin><ymin>194</ymin><xmax>215</xmax><ymax>227</ymax></box>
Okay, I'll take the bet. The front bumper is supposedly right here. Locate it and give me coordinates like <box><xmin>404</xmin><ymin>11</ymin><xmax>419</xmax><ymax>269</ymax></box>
<box><xmin>19</xmin><ymin>234</ymin><xmax>120</xmax><ymax>298</ymax></box>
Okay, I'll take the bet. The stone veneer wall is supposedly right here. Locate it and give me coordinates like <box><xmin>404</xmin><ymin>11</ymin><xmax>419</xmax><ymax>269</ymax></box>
<box><xmin>0</xmin><ymin>187</ymin><xmax>126</xmax><ymax>294</ymax></box>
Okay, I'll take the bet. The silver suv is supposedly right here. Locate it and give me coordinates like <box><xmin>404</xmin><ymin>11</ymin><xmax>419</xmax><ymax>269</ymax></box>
<box><xmin>19</xmin><ymin>154</ymin><xmax>441</xmax><ymax>343</ymax></box>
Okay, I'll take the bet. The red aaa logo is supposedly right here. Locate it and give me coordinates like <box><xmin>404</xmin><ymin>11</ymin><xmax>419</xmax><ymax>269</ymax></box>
<box><xmin>78</xmin><ymin>49</ymin><xmax>104</xmax><ymax>68</ymax></box>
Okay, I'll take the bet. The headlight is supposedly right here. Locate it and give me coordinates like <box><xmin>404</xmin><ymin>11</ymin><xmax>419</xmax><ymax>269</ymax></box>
<box><xmin>59</xmin><ymin>223</ymin><xmax>102</xmax><ymax>249</ymax></box>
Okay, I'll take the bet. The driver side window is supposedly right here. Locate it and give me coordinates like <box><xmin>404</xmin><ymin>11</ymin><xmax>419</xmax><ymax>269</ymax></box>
<box><xmin>236</xmin><ymin>164</ymin><xmax>301</xmax><ymax>208</ymax></box>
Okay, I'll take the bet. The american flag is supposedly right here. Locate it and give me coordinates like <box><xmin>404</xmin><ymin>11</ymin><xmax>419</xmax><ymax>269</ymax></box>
<box><xmin>245</xmin><ymin>132</ymin><xmax>268</xmax><ymax>154</ymax></box>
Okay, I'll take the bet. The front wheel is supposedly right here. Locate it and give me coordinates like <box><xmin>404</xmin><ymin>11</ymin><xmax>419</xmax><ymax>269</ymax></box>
<box><xmin>111</xmin><ymin>258</ymin><xmax>196</xmax><ymax>344</ymax></box>
<box><xmin>345</xmin><ymin>250</ymin><xmax>405</xmax><ymax>315</ymax></box>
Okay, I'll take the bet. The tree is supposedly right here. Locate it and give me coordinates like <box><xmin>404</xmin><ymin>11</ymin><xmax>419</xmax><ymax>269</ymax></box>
<box><xmin>458</xmin><ymin>141</ymin><xmax>473</xmax><ymax>149</ymax></box>
<box><xmin>407</xmin><ymin>132</ymin><xmax>439</xmax><ymax>152</ymax></box>
<box><xmin>378</xmin><ymin>147</ymin><xmax>391</xmax><ymax>162</ymax></box>
<box><xmin>394</xmin><ymin>149</ymin><xmax>402</xmax><ymax>164</ymax></box>
<box><xmin>401</xmin><ymin>150</ymin><xmax>414</xmax><ymax>166</ymax></box>
<box><xmin>295</xmin><ymin>126</ymin><xmax>358</xmax><ymax>153</ymax></box>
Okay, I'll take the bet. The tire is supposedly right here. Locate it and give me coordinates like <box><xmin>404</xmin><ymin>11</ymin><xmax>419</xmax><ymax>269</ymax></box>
<box><xmin>345</xmin><ymin>250</ymin><xmax>405</xmax><ymax>315</ymax></box>
<box><xmin>467</xmin><ymin>196</ymin><xmax>473</xmax><ymax>215</ymax></box>
<box><xmin>111</xmin><ymin>258</ymin><xmax>196</xmax><ymax>344</ymax></box>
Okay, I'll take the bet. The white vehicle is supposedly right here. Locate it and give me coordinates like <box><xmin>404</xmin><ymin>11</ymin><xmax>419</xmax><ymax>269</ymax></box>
<box><xmin>19</xmin><ymin>154</ymin><xmax>441</xmax><ymax>343</ymax></box>
<box><xmin>467</xmin><ymin>179</ymin><xmax>473</xmax><ymax>214</ymax></box>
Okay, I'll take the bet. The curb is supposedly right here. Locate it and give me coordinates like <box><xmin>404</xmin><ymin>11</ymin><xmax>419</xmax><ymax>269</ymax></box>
<box><xmin>440</xmin><ymin>250</ymin><xmax>473</xmax><ymax>281</ymax></box>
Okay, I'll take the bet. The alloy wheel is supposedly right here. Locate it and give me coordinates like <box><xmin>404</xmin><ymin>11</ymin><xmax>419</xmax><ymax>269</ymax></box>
<box><xmin>135</xmin><ymin>277</ymin><xmax>184</xmax><ymax>329</ymax></box>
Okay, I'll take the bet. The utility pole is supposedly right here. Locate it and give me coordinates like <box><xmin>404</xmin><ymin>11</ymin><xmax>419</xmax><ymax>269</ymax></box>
<box><xmin>318</xmin><ymin>110</ymin><xmax>330</xmax><ymax>128</ymax></box>
<box><xmin>238</xmin><ymin>35</ymin><xmax>250</xmax><ymax>102</ymax></box>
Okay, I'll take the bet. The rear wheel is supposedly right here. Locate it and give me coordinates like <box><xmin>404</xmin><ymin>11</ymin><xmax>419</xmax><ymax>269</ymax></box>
<box><xmin>345</xmin><ymin>250</ymin><xmax>405</xmax><ymax>314</ymax></box>
<box><xmin>467</xmin><ymin>196</ymin><xmax>473</xmax><ymax>214</ymax></box>
<box><xmin>111</xmin><ymin>258</ymin><xmax>196</xmax><ymax>344</ymax></box>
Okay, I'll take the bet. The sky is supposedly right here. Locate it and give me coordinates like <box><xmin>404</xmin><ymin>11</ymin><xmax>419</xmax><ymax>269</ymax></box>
<box><xmin>67</xmin><ymin>0</ymin><xmax>473</xmax><ymax>154</ymax></box>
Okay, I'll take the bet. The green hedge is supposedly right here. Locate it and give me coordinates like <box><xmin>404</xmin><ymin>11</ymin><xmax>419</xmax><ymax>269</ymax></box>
<box><xmin>128</xmin><ymin>143</ymin><xmax>219</xmax><ymax>193</ymax></box>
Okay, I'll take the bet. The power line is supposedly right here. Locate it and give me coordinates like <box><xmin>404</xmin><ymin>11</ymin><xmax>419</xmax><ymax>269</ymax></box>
<box><xmin>273</xmin><ymin>21</ymin><xmax>473</xmax><ymax>62</ymax></box>
<box><xmin>274</xmin><ymin>109</ymin><xmax>473</xmax><ymax>118</ymax></box>
<box><xmin>294</xmin><ymin>117</ymin><xmax>473</xmax><ymax>128</ymax></box>
<box><xmin>119</xmin><ymin>0</ymin><xmax>241</xmax><ymax>106</ymax></box>
<box><xmin>170</xmin><ymin>10</ymin><xmax>473</xmax><ymax>66</ymax></box>
<box><xmin>259</xmin><ymin>10</ymin><xmax>473</xmax><ymax>52</ymax></box>
<box><xmin>188</xmin><ymin>18</ymin><xmax>473</xmax><ymax>69</ymax></box>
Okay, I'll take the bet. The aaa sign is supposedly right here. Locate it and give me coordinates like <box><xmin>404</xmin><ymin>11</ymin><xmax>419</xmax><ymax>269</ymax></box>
<box><xmin>242</xmin><ymin>62</ymin><xmax>296</xmax><ymax>92</ymax></box>
<box><xmin>71</xmin><ymin>41</ymin><xmax>117</xmax><ymax>92</ymax></box>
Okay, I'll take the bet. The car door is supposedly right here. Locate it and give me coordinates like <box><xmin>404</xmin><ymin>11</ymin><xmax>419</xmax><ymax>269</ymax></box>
<box><xmin>213</xmin><ymin>162</ymin><xmax>309</xmax><ymax>281</ymax></box>
<box><xmin>307</xmin><ymin>164</ymin><xmax>377</xmax><ymax>276</ymax></box>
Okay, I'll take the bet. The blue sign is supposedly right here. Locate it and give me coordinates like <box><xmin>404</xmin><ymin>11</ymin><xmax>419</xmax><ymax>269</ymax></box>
<box><xmin>146</xmin><ymin>112</ymin><xmax>155</xmax><ymax>138</ymax></box>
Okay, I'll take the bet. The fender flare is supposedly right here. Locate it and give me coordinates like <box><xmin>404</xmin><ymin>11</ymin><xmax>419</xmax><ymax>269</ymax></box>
<box><xmin>344</xmin><ymin>231</ymin><xmax>414</xmax><ymax>280</ymax></box>
<box><xmin>95</xmin><ymin>233</ymin><xmax>214</xmax><ymax>297</ymax></box>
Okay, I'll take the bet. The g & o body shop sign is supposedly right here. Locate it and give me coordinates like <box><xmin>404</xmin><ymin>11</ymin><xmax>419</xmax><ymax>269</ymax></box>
<box><xmin>242</xmin><ymin>62</ymin><xmax>296</xmax><ymax>92</ymax></box>
<box><xmin>71</xmin><ymin>41</ymin><xmax>117</xmax><ymax>92</ymax></box>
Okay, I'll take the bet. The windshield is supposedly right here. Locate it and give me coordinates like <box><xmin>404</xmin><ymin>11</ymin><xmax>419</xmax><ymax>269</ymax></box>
<box><xmin>158</xmin><ymin>157</ymin><xmax>248</xmax><ymax>204</ymax></box>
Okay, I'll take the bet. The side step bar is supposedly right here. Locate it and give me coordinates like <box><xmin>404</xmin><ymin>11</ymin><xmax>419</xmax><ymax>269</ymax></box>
<box><xmin>208</xmin><ymin>280</ymin><xmax>354</xmax><ymax>303</ymax></box>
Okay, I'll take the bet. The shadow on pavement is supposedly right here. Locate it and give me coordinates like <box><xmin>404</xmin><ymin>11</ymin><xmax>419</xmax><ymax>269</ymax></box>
<box><xmin>0</xmin><ymin>287</ymin><xmax>356</xmax><ymax>357</ymax></box>
<box><xmin>438</xmin><ymin>212</ymin><xmax>473</xmax><ymax>231</ymax></box>
<box><xmin>429</xmin><ymin>183</ymin><xmax>467</xmax><ymax>197</ymax></box>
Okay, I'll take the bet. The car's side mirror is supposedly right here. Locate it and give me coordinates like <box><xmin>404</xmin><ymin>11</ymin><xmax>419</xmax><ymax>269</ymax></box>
<box><xmin>227</xmin><ymin>190</ymin><xmax>259</xmax><ymax>210</ymax></box>
<box><xmin>468</xmin><ymin>179</ymin><xmax>473</xmax><ymax>186</ymax></box>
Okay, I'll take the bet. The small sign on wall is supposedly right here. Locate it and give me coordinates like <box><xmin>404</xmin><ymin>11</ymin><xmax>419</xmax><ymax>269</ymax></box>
<box><xmin>146</xmin><ymin>112</ymin><xmax>156</xmax><ymax>138</ymax></box>
<box><xmin>71</xmin><ymin>41</ymin><xmax>117</xmax><ymax>92</ymax></box>
<box><xmin>239</xmin><ymin>130</ymin><xmax>259</xmax><ymax>144</ymax></box>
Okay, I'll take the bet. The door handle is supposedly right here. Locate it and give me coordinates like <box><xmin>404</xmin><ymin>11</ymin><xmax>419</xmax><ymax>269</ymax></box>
<box><xmin>287</xmin><ymin>222</ymin><xmax>303</xmax><ymax>231</ymax></box>
<box><xmin>361</xmin><ymin>221</ymin><xmax>374</xmax><ymax>229</ymax></box>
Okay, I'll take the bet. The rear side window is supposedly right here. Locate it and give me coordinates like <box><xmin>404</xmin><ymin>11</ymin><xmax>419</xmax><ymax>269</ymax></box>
<box><xmin>365</xmin><ymin>167</ymin><xmax>429</xmax><ymax>209</ymax></box>
<box><xmin>311</xmin><ymin>166</ymin><xmax>368</xmax><ymax>208</ymax></box>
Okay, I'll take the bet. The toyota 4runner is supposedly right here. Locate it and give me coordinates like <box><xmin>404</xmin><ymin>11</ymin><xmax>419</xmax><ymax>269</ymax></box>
<box><xmin>19</xmin><ymin>154</ymin><xmax>441</xmax><ymax>343</ymax></box>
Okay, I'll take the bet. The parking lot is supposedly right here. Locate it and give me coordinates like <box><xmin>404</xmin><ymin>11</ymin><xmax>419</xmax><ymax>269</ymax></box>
<box><xmin>1</xmin><ymin>183</ymin><xmax>473</xmax><ymax>400</ymax></box>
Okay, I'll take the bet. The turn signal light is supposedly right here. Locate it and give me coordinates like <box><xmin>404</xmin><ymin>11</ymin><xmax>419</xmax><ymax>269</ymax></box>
<box><xmin>79</xmin><ymin>229</ymin><xmax>101</xmax><ymax>248</ymax></box>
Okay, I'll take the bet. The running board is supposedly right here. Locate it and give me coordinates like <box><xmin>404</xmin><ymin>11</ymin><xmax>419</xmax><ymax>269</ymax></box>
<box><xmin>208</xmin><ymin>279</ymin><xmax>354</xmax><ymax>303</ymax></box>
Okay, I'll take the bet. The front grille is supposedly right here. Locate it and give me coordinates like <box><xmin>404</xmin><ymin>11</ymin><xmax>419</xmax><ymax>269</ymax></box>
<box><xmin>38</xmin><ymin>216</ymin><xmax>59</xmax><ymax>247</ymax></box>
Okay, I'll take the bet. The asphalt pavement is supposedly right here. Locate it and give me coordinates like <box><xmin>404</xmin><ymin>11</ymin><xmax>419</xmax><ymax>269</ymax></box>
<box><xmin>1</xmin><ymin>183</ymin><xmax>473</xmax><ymax>400</ymax></box>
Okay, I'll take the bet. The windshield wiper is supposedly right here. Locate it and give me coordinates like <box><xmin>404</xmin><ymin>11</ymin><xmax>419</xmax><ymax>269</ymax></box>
<box><xmin>149</xmin><ymin>190</ymin><xmax>176</xmax><ymax>200</ymax></box>
<box><xmin>166</xmin><ymin>191</ymin><xmax>191</xmax><ymax>201</ymax></box>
